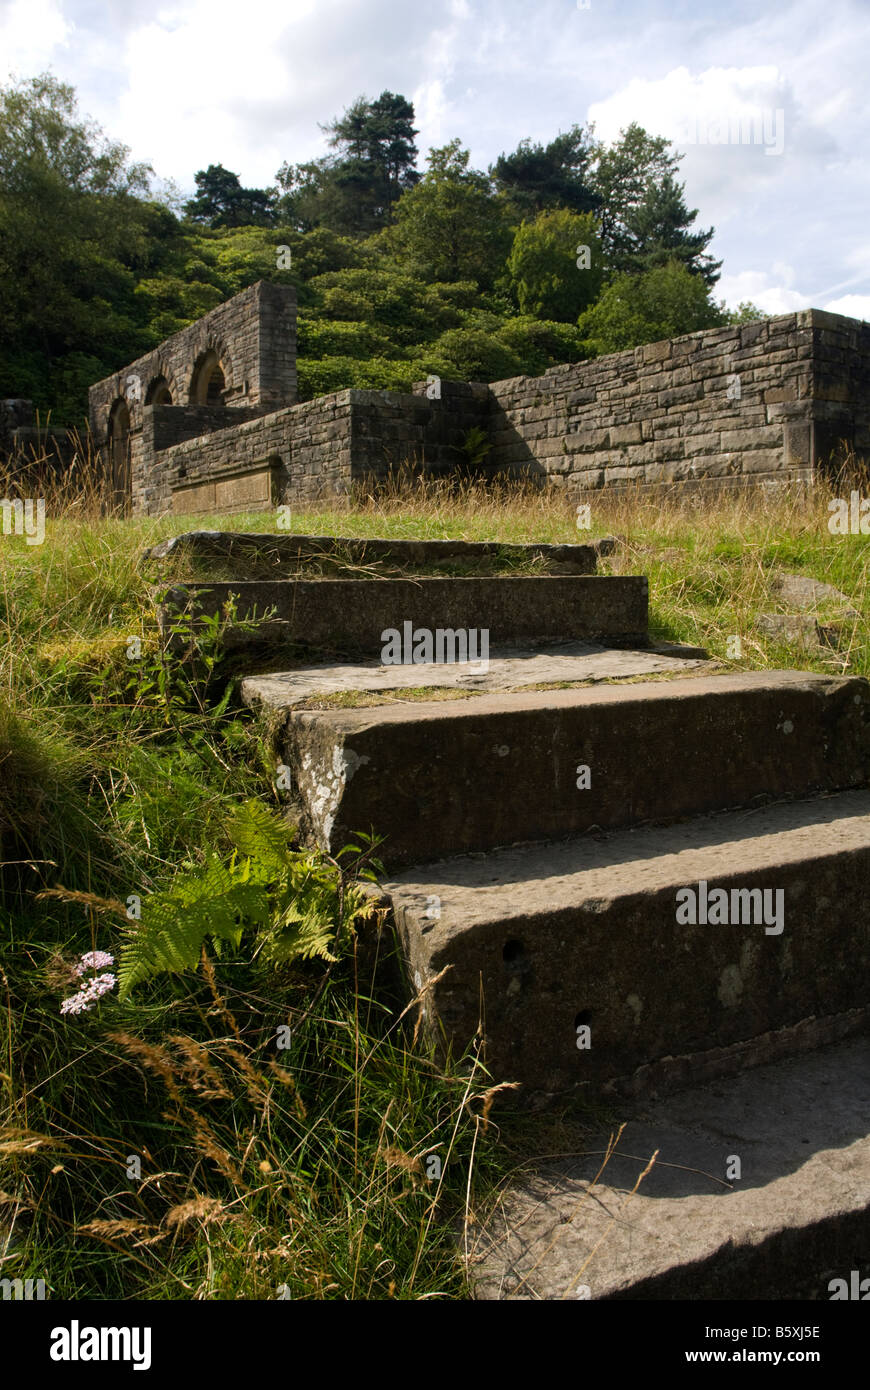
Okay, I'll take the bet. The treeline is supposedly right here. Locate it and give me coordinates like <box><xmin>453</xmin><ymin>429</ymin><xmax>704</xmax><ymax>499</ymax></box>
<box><xmin>0</xmin><ymin>74</ymin><xmax>761</xmax><ymax>425</ymax></box>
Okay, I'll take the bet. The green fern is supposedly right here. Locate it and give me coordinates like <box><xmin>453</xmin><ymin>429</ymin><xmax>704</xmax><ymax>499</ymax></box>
<box><xmin>460</xmin><ymin>425</ymin><xmax>492</xmax><ymax>469</ymax></box>
<box><xmin>117</xmin><ymin>801</ymin><xmax>383</xmax><ymax>998</ymax></box>
<box><xmin>225</xmin><ymin>799</ymin><xmax>297</xmax><ymax>878</ymax></box>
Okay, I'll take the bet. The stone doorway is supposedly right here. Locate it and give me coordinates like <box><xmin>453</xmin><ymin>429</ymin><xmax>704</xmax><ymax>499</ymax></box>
<box><xmin>107</xmin><ymin>399</ymin><xmax>132</xmax><ymax>514</ymax></box>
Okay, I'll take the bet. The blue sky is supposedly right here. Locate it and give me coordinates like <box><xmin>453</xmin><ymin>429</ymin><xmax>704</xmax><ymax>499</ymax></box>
<box><xmin>2</xmin><ymin>0</ymin><xmax>867</xmax><ymax>317</ymax></box>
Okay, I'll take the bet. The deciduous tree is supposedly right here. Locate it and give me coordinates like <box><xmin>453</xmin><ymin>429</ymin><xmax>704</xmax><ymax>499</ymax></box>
<box><xmin>507</xmin><ymin>209</ymin><xmax>603</xmax><ymax>320</ymax></box>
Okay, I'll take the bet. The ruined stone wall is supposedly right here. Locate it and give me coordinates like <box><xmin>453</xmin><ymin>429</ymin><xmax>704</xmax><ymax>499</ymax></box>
<box><xmin>92</xmin><ymin>290</ymin><xmax>870</xmax><ymax>516</ymax></box>
<box><xmin>133</xmin><ymin>381</ymin><xmax>493</xmax><ymax>516</ymax></box>
<box><xmin>89</xmin><ymin>280</ymin><xmax>297</xmax><ymax>438</ymax></box>
<box><xmin>134</xmin><ymin>405</ymin><xmax>267</xmax><ymax>514</ymax></box>
<box><xmin>89</xmin><ymin>280</ymin><xmax>296</xmax><ymax>513</ymax></box>
<box><xmin>349</xmin><ymin>380</ymin><xmax>491</xmax><ymax>482</ymax></box>
<box><xmin>153</xmin><ymin>393</ymin><xmax>355</xmax><ymax>517</ymax></box>
<box><xmin>485</xmin><ymin>311</ymin><xmax>827</xmax><ymax>493</ymax></box>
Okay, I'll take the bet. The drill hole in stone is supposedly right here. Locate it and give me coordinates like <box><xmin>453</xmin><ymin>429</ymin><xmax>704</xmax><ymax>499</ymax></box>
<box><xmin>502</xmin><ymin>939</ymin><xmax>525</xmax><ymax>965</ymax></box>
<box><xmin>574</xmin><ymin>1009</ymin><xmax>592</xmax><ymax>1029</ymax></box>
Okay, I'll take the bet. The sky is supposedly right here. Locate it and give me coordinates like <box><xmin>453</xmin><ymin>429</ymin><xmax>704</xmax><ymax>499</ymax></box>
<box><xmin>1</xmin><ymin>0</ymin><xmax>867</xmax><ymax>318</ymax></box>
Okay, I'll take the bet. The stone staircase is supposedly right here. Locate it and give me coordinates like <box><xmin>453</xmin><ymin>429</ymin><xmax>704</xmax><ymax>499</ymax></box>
<box><xmin>153</xmin><ymin>530</ymin><xmax>870</xmax><ymax>1300</ymax></box>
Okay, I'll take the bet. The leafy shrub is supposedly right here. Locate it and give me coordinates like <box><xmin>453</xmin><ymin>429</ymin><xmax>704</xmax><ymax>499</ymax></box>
<box><xmin>429</xmin><ymin>327</ymin><xmax>525</xmax><ymax>381</ymax></box>
<box><xmin>578</xmin><ymin>260</ymin><xmax>724</xmax><ymax>355</ymax></box>
<box><xmin>496</xmin><ymin>315</ymin><xmax>588</xmax><ymax>372</ymax></box>
<box><xmin>296</xmin><ymin>355</ymin><xmax>419</xmax><ymax>398</ymax></box>
<box><xmin>319</xmin><ymin>287</ymin><xmax>374</xmax><ymax>320</ymax></box>
<box><xmin>507</xmin><ymin>209</ymin><xmax>603</xmax><ymax>321</ymax></box>
<box><xmin>297</xmin><ymin>318</ymin><xmax>399</xmax><ymax>359</ymax></box>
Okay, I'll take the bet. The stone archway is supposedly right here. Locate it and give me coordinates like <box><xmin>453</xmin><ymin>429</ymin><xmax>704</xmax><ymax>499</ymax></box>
<box><xmin>107</xmin><ymin>398</ymin><xmax>132</xmax><ymax>513</ymax></box>
<box><xmin>190</xmin><ymin>349</ymin><xmax>227</xmax><ymax>405</ymax></box>
<box><xmin>146</xmin><ymin>375</ymin><xmax>173</xmax><ymax>405</ymax></box>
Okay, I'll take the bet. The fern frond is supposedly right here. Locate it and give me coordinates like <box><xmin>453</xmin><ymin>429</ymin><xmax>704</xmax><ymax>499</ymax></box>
<box><xmin>117</xmin><ymin>856</ymin><xmax>270</xmax><ymax>998</ymax></box>
<box><xmin>225</xmin><ymin>799</ymin><xmax>296</xmax><ymax>876</ymax></box>
<box><xmin>262</xmin><ymin>907</ymin><xmax>339</xmax><ymax>965</ymax></box>
<box><xmin>117</xmin><ymin>791</ymin><xmax>379</xmax><ymax>996</ymax></box>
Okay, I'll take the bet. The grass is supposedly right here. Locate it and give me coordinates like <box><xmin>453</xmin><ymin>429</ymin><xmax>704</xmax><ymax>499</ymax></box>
<box><xmin>1</xmin><ymin>441</ymin><xmax>868</xmax><ymax>1300</ymax></box>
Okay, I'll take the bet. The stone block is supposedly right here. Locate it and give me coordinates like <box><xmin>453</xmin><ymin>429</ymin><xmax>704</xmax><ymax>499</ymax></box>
<box><xmin>741</xmin><ymin>449</ymin><xmax>785</xmax><ymax>473</ymax></box>
<box><xmin>638</xmin><ymin>340</ymin><xmax>672</xmax><ymax>364</ymax></box>
<box><xmin>783</xmin><ymin>422</ymin><xmax>810</xmax><ymax>467</ymax></box>
<box><xmin>266</xmin><ymin>670</ymin><xmax>868</xmax><ymax>869</ymax></box>
<box><xmin>610</xmin><ymin>423</ymin><xmax>643</xmax><ymax>445</ymax></box>
<box><xmin>472</xmin><ymin>1035</ymin><xmax>870</xmax><ymax>1295</ymax></box>
<box><xmin>719</xmin><ymin>425</ymin><xmax>781</xmax><ymax>451</ymax></box>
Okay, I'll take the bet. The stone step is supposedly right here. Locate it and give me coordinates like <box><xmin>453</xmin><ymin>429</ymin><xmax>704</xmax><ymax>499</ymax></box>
<box><xmin>386</xmin><ymin>789</ymin><xmax>870</xmax><ymax>1101</ymax></box>
<box><xmin>256</xmin><ymin>671</ymin><xmax>870</xmax><ymax>868</ymax></box>
<box><xmin>159</xmin><ymin>574</ymin><xmax>648</xmax><ymax>658</ymax></box>
<box><xmin>241</xmin><ymin>641</ymin><xmax>708</xmax><ymax>708</ymax></box>
<box><xmin>146</xmin><ymin>529</ymin><xmax>618</xmax><ymax>575</ymax></box>
<box><xmin>471</xmin><ymin>1036</ymin><xmax>870</xmax><ymax>1299</ymax></box>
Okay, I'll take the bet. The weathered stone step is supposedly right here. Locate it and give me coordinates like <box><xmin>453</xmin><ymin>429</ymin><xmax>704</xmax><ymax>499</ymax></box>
<box><xmin>147</xmin><ymin>529</ymin><xmax>618</xmax><ymax>575</ymax></box>
<box><xmin>386</xmin><ymin>789</ymin><xmax>870</xmax><ymax>1101</ymax></box>
<box><xmin>159</xmin><ymin>574</ymin><xmax>648</xmax><ymax>657</ymax></box>
<box><xmin>241</xmin><ymin>641</ymin><xmax>708</xmax><ymax>708</ymax></box>
<box><xmin>471</xmin><ymin>1036</ymin><xmax>870</xmax><ymax>1299</ymax></box>
<box><xmin>258</xmin><ymin>671</ymin><xmax>870</xmax><ymax>867</ymax></box>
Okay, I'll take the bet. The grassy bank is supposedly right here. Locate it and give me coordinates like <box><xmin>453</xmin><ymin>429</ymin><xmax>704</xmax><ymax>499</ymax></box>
<box><xmin>1</xmin><ymin>456</ymin><xmax>868</xmax><ymax>1299</ymax></box>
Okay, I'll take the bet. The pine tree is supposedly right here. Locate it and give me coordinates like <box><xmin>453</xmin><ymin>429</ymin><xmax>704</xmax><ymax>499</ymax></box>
<box><xmin>619</xmin><ymin>173</ymin><xmax>721</xmax><ymax>286</ymax></box>
<box><xmin>492</xmin><ymin>126</ymin><xmax>600</xmax><ymax>220</ymax></box>
<box><xmin>184</xmin><ymin>164</ymin><xmax>276</xmax><ymax>228</ymax></box>
<box><xmin>283</xmin><ymin>91</ymin><xmax>420</xmax><ymax>236</ymax></box>
<box><xmin>589</xmin><ymin>123</ymin><xmax>720</xmax><ymax>285</ymax></box>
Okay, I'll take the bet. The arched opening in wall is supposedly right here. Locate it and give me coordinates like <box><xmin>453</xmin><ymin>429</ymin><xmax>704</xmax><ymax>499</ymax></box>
<box><xmin>146</xmin><ymin>375</ymin><xmax>173</xmax><ymax>405</ymax></box>
<box><xmin>106</xmin><ymin>398</ymin><xmax>131</xmax><ymax>514</ymax></box>
<box><xmin>190</xmin><ymin>350</ymin><xmax>227</xmax><ymax>405</ymax></box>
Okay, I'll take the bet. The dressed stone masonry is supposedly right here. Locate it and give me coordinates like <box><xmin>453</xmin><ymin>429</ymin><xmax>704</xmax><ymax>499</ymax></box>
<box><xmin>89</xmin><ymin>283</ymin><xmax>870</xmax><ymax>515</ymax></box>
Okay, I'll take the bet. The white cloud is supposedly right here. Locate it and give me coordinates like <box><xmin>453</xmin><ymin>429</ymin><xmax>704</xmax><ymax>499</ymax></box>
<box><xmin>113</xmin><ymin>0</ymin><xmax>313</xmax><ymax>187</ymax></box>
<box><xmin>582</xmin><ymin>44</ymin><xmax>864</xmax><ymax>313</ymax></box>
<box><xmin>412</xmin><ymin>79</ymin><xmax>451</xmax><ymax>154</ymax></box>
<box><xmin>716</xmin><ymin>269</ymin><xmax>809</xmax><ymax>315</ymax></box>
<box><xmin>823</xmin><ymin>294</ymin><xmax>870</xmax><ymax>322</ymax></box>
<box><xmin>82</xmin><ymin>0</ymin><xmax>440</xmax><ymax>189</ymax></box>
<box><xmin>588</xmin><ymin>63</ymin><xmax>799</xmax><ymax>231</ymax></box>
<box><xmin>589</xmin><ymin>64</ymin><xmax>790</xmax><ymax>149</ymax></box>
<box><xmin>0</xmin><ymin>0</ymin><xmax>71</xmax><ymax>79</ymax></box>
